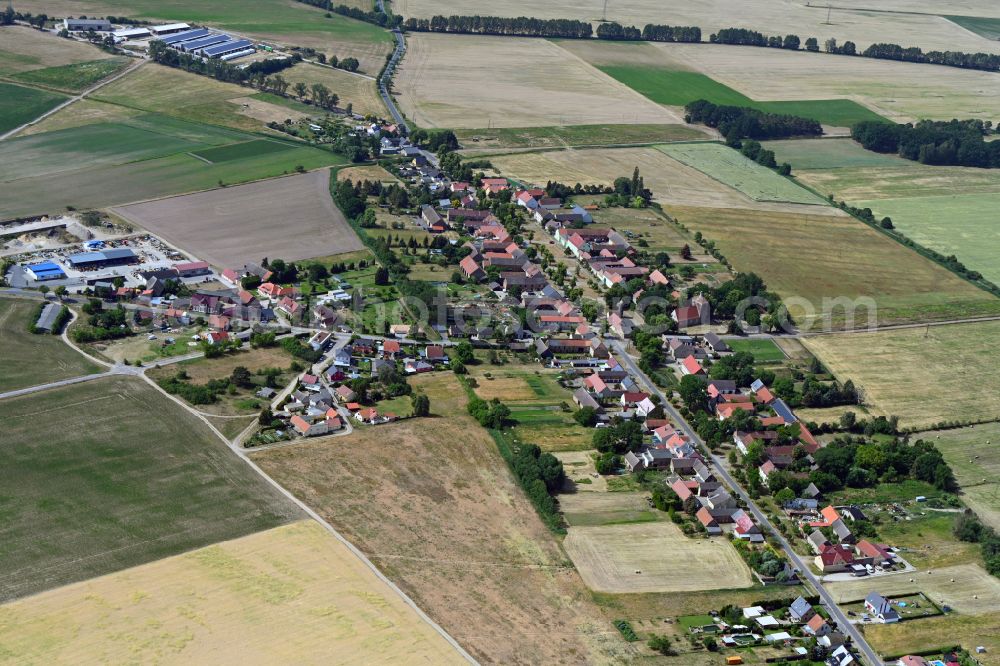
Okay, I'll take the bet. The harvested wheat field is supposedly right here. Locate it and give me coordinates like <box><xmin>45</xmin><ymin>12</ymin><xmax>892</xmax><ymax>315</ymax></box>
<box><xmin>804</xmin><ymin>321</ymin><xmax>1000</xmax><ymax>429</ymax></box>
<box><xmin>252</xmin><ymin>372</ymin><xmax>633</xmax><ymax>665</ymax></box>
<box><xmin>564</xmin><ymin>523</ymin><xmax>752</xmax><ymax>594</ymax></box>
<box><xmin>281</xmin><ymin>62</ymin><xmax>384</xmax><ymax>117</ymax></box>
<box><xmin>396</xmin><ymin>0</ymin><xmax>1000</xmax><ymax>56</ymax></box>
<box><xmin>489</xmin><ymin>147</ymin><xmax>841</xmax><ymax>216</ymax></box>
<box><xmin>638</xmin><ymin>43</ymin><xmax>1000</xmax><ymax>123</ymax></box>
<box><xmin>395</xmin><ymin>33</ymin><xmax>681</xmax><ymax>129</ymax></box>
<box><xmin>0</xmin><ymin>520</ymin><xmax>467</xmax><ymax>665</ymax></box>
<box><xmin>111</xmin><ymin>169</ymin><xmax>362</xmax><ymax>268</ymax></box>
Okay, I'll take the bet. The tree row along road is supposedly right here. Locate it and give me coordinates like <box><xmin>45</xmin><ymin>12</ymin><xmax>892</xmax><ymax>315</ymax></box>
<box><xmin>608</xmin><ymin>340</ymin><xmax>882</xmax><ymax>666</ymax></box>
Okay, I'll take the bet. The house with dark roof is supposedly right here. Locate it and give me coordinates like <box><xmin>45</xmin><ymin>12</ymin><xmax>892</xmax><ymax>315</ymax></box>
<box><xmin>789</xmin><ymin>596</ymin><xmax>815</xmax><ymax>623</ymax></box>
<box><xmin>864</xmin><ymin>592</ymin><xmax>900</xmax><ymax>623</ymax></box>
<box><xmin>703</xmin><ymin>332</ymin><xmax>730</xmax><ymax>354</ymax></box>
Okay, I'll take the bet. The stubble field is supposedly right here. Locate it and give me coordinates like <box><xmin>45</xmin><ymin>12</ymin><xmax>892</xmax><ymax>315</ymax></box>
<box><xmin>803</xmin><ymin>321</ymin><xmax>1000</xmax><ymax>428</ymax></box>
<box><xmin>0</xmin><ymin>376</ymin><xmax>301</xmax><ymax>602</ymax></box>
<box><xmin>394</xmin><ymin>0</ymin><xmax>1000</xmax><ymax>56</ymax></box>
<box><xmin>0</xmin><ymin>299</ymin><xmax>101</xmax><ymax>393</ymax></box>
<box><xmin>564</xmin><ymin>523</ymin><xmax>753</xmax><ymax>593</ymax></box>
<box><xmin>0</xmin><ymin>520</ymin><xmax>466</xmax><ymax>665</ymax></box>
<box><xmin>252</xmin><ymin>372</ymin><xmax>633</xmax><ymax>664</ymax></box>
<box><xmin>111</xmin><ymin>169</ymin><xmax>362</xmax><ymax>268</ymax></box>
<box><xmin>395</xmin><ymin>33</ymin><xmax>683</xmax><ymax>129</ymax></box>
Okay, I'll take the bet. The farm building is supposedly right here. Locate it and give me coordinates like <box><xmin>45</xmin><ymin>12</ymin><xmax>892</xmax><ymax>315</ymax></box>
<box><xmin>34</xmin><ymin>303</ymin><xmax>61</xmax><ymax>332</ymax></box>
<box><xmin>158</xmin><ymin>28</ymin><xmax>210</xmax><ymax>46</ymax></box>
<box><xmin>67</xmin><ymin>248</ymin><xmax>138</xmax><ymax>269</ymax></box>
<box><xmin>174</xmin><ymin>261</ymin><xmax>211</xmax><ymax>277</ymax></box>
<box><xmin>25</xmin><ymin>261</ymin><xmax>66</xmax><ymax>281</ymax></box>
<box><xmin>63</xmin><ymin>18</ymin><xmax>112</xmax><ymax>31</ymax></box>
<box><xmin>113</xmin><ymin>27</ymin><xmax>151</xmax><ymax>40</ymax></box>
<box><xmin>150</xmin><ymin>23</ymin><xmax>191</xmax><ymax>35</ymax></box>
<box><xmin>202</xmin><ymin>38</ymin><xmax>255</xmax><ymax>60</ymax></box>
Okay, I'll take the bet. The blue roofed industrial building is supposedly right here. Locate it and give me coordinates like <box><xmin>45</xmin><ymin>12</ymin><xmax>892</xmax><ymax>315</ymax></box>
<box><xmin>67</xmin><ymin>248</ymin><xmax>139</xmax><ymax>269</ymax></box>
<box><xmin>202</xmin><ymin>38</ymin><xmax>254</xmax><ymax>58</ymax></box>
<box><xmin>158</xmin><ymin>27</ymin><xmax>209</xmax><ymax>45</ymax></box>
<box><xmin>26</xmin><ymin>261</ymin><xmax>66</xmax><ymax>281</ymax></box>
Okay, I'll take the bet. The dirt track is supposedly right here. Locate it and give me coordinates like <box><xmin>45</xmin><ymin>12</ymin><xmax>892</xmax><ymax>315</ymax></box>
<box><xmin>111</xmin><ymin>169</ymin><xmax>363</xmax><ymax>268</ymax></box>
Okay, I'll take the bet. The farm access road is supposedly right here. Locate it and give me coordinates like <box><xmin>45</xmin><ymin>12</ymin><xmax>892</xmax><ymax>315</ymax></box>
<box><xmin>0</xmin><ymin>57</ymin><xmax>145</xmax><ymax>142</ymax></box>
<box><xmin>608</xmin><ymin>339</ymin><xmax>882</xmax><ymax>666</ymax></box>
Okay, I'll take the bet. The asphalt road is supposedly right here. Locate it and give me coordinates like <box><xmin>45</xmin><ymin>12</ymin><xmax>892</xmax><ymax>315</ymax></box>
<box><xmin>379</xmin><ymin>28</ymin><xmax>409</xmax><ymax>133</ymax></box>
<box><xmin>608</xmin><ymin>340</ymin><xmax>882</xmax><ymax>666</ymax></box>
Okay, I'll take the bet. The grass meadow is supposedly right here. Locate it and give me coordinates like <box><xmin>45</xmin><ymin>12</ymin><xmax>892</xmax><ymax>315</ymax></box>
<box><xmin>10</xmin><ymin>57</ymin><xmax>130</xmax><ymax>93</ymax></box>
<box><xmin>917</xmin><ymin>422</ymin><xmax>1000</xmax><ymax>531</ymax></box>
<box><xmin>725</xmin><ymin>338</ymin><xmax>786</xmax><ymax>363</ymax></box>
<box><xmin>598</xmin><ymin>66</ymin><xmax>885</xmax><ymax>126</ymax></box>
<box><xmin>764</xmin><ymin>138</ymin><xmax>906</xmax><ymax>170</ymax></box>
<box><xmin>0</xmin><ymin>376</ymin><xmax>301</xmax><ymax>602</ymax></box>
<box><xmin>804</xmin><ymin>321</ymin><xmax>1000</xmax><ymax>429</ymax></box>
<box><xmin>0</xmin><ymin>82</ymin><xmax>65</xmax><ymax>134</ymax></box>
<box><xmin>0</xmin><ymin>299</ymin><xmax>101</xmax><ymax>392</ymax></box>
<box><xmin>657</xmin><ymin>143</ymin><xmax>828</xmax><ymax>205</ymax></box>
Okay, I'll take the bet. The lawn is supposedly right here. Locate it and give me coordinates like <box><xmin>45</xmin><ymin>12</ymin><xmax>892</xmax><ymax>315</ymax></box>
<box><xmin>0</xmin><ymin>82</ymin><xmax>66</xmax><ymax>134</ymax></box>
<box><xmin>803</xmin><ymin>321</ymin><xmax>1000</xmax><ymax>429</ymax></box>
<box><xmin>657</xmin><ymin>143</ymin><xmax>829</xmax><ymax>205</ymax></box>
<box><xmin>726</xmin><ymin>338</ymin><xmax>786</xmax><ymax>363</ymax></box>
<box><xmin>0</xmin><ymin>299</ymin><xmax>102</xmax><ymax>393</ymax></box>
<box><xmin>598</xmin><ymin>66</ymin><xmax>886</xmax><ymax>127</ymax></box>
<box><xmin>666</xmin><ymin>205</ymin><xmax>1000</xmax><ymax>328</ymax></box>
<box><xmin>0</xmin><ymin>376</ymin><xmax>301</xmax><ymax>602</ymax></box>
<box><xmin>856</xmin><ymin>193</ymin><xmax>1000</xmax><ymax>285</ymax></box>
<box><xmin>455</xmin><ymin>123</ymin><xmax>708</xmax><ymax>151</ymax></box>
<box><xmin>0</xmin><ymin>521</ymin><xmax>465</xmax><ymax>664</ymax></box>
<box><xmin>251</xmin><ymin>372</ymin><xmax>632</xmax><ymax>664</ymax></box>
<box><xmin>10</xmin><ymin>57</ymin><xmax>129</xmax><ymax>93</ymax></box>
<box><xmin>918</xmin><ymin>422</ymin><xmax>1000</xmax><ymax>531</ymax></box>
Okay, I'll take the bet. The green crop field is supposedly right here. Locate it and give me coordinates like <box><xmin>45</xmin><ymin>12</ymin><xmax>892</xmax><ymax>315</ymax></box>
<box><xmin>0</xmin><ymin>82</ymin><xmax>66</xmax><ymax>134</ymax></box>
<box><xmin>191</xmin><ymin>139</ymin><xmax>297</xmax><ymax>163</ymax></box>
<box><xmin>0</xmin><ymin>376</ymin><xmax>301</xmax><ymax>602</ymax></box>
<box><xmin>10</xmin><ymin>58</ymin><xmax>130</xmax><ymax>93</ymax></box>
<box><xmin>456</xmin><ymin>123</ymin><xmax>707</xmax><ymax>151</ymax></box>
<box><xmin>764</xmin><ymin>138</ymin><xmax>906</xmax><ymax>170</ymax></box>
<box><xmin>945</xmin><ymin>15</ymin><xmax>1000</xmax><ymax>40</ymax></box>
<box><xmin>667</xmin><ymin>204</ymin><xmax>1000</xmax><ymax>328</ymax></box>
<box><xmin>0</xmin><ymin>299</ymin><xmax>102</xmax><ymax>393</ymax></box>
<box><xmin>725</xmin><ymin>338</ymin><xmax>786</xmax><ymax>363</ymax></box>
<box><xmin>598</xmin><ymin>66</ymin><xmax>886</xmax><ymax>127</ymax></box>
<box><xmin>0</xmin><ymin>113</ymin><xmax>345</xmax><ymax>218</ymax></box>
<box><xmin>857</xmin><ymin>193</ymin><xmax>1000</xmax><ymax>285</ymax></box>
<box><xmin>657</xmin><ymin>143</ymin><xmax>828</xmax><ymax>205</ymax></box>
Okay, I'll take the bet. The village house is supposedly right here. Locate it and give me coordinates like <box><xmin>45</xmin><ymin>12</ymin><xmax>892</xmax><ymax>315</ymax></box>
<box><xmin>864</xmin><ymin>592</ymin><xmax>900</xmax><ymax>623</ymax></box>
<box><xmin>334</xmin><ymin>385</ymin><xmax>357</xmax><ymax>403</ymax></box>
<box><xmin>789</xmin><ymin>596</ymin><xmax>815</xmax><ymax>623</ymax></box>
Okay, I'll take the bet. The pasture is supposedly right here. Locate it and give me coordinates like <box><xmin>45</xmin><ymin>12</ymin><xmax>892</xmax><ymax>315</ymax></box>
<box><xmin>917</xmin><ymin>422</ymin><xmax>1000</xmax><ymax>531</ymax></box>
<box><xmin>597</xmin><ymin>64</ymin><xmax>882</xmax><ymax>127</ymax></box>
<box><xmin>395</xmin><ymin>33</ymin><xmax>682</xmax><ymax>128</ymax></box>
<box><xmin>489</xmin><ymin>146</ymin><xmax>841</xmax><ymax>215</ymax></box>
<box><xmin>10</xmin><ymin>57</ymin><xmax>130</xmax><ymax>93</ymax></box>
<box><xmin>564</xmin><ymin>523</ymin><xmax>753</xmax><ymax>593</ymax></box>
<box><xmin>0</xmin><ymin>82</ymin><xmax>65</xmax><ymax>134</ymax></box>
<box><xmin>803</xmin><ymin>321</ymin><xmax>1000</xmax><ymax>428</ymax></box>
<box><xmin>456</xmin><ymin>123</ymin><xmax>708</xmax><ymax>151</ymax></box>
<box><xmin>0</xmin><ymin>521</ymin><xmax>466</xmax><ymax>665</ymax></box>
<box><xmin>857</xmin><ymin>193</ymin><xmax>1000</xmax><ymax>285</ymax></box>
<box><xmin>252</xmin><ymin>372</ymin><xmax>632</xmax><ymax>664</ymax></box>
<box><xmin>667</xmin><ymin>204</ymin><xmax>1000</xmax><ymax>327</ymax></box>
<box><xmin>395</xmin><ymin>0</ymin><xmax>1000</xmax><ymax>56</ymax></box>
<box><xmin>657</xmin><ymin>143</ymin><xmax>828</xmax><ymax>205</ymax></box>
<box><xmin>0</xmin><ymin>376</ymin><xmax>301</xmax><ymax>602</ymax></box>
<box><xmin>281</xmin><ymin>62</ymin><xmax>385</xmax><ymax>117</ymax></box>
<box><xmin>0</xmin><ymin>299</ymin><xmax>101</xmax><ymax>393</ymax></box>
<box><xmin>112</xmin><ymin>169</ymin><xmax>362</xmax><ymax>268</ymax></box>
<box><xmin>0</xmin><ymin>25</ymin><xmax>117</xmax><ymax>75</ymax></box>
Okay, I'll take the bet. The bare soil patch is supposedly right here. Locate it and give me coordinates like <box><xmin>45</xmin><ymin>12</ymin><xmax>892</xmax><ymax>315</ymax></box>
<box><xmin>396</xmin><ymin>33</ymin><xmax>682</xmax><ymax>129</ymax></box>
<box><xmin>111</xmin><ymin>169</ymin><xmax>362</xmax><ymax>268</ymax></box>
<box><xmin>252</xmin><ymin>372</ymin><xmax>633</xmax><ymax>664</ymax></box>
<box><xmin>564</xmin><ymin>523</ymin><xmax>753</xmax><ymax>593</ymax></box>
<box><xmin>0</xmin><ymin>521</ymin><xmax>466</xmax><ymax>664</ymax></box>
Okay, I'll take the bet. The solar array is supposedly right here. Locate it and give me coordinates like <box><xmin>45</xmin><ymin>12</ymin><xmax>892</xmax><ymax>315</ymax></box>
<box><xmin>158</xmin><ymin>27</ymin><xmax>209</xmax><ymax>45</ymax></box>
<box><xmin>202</xmin><ymin>38</ymin><xmax>254</xmax><ymax>57</ymax></box>
<box><xmin>179</xmin><ymin>33</ymin><xmax>230</xmax><ymax>52</ymax></box>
